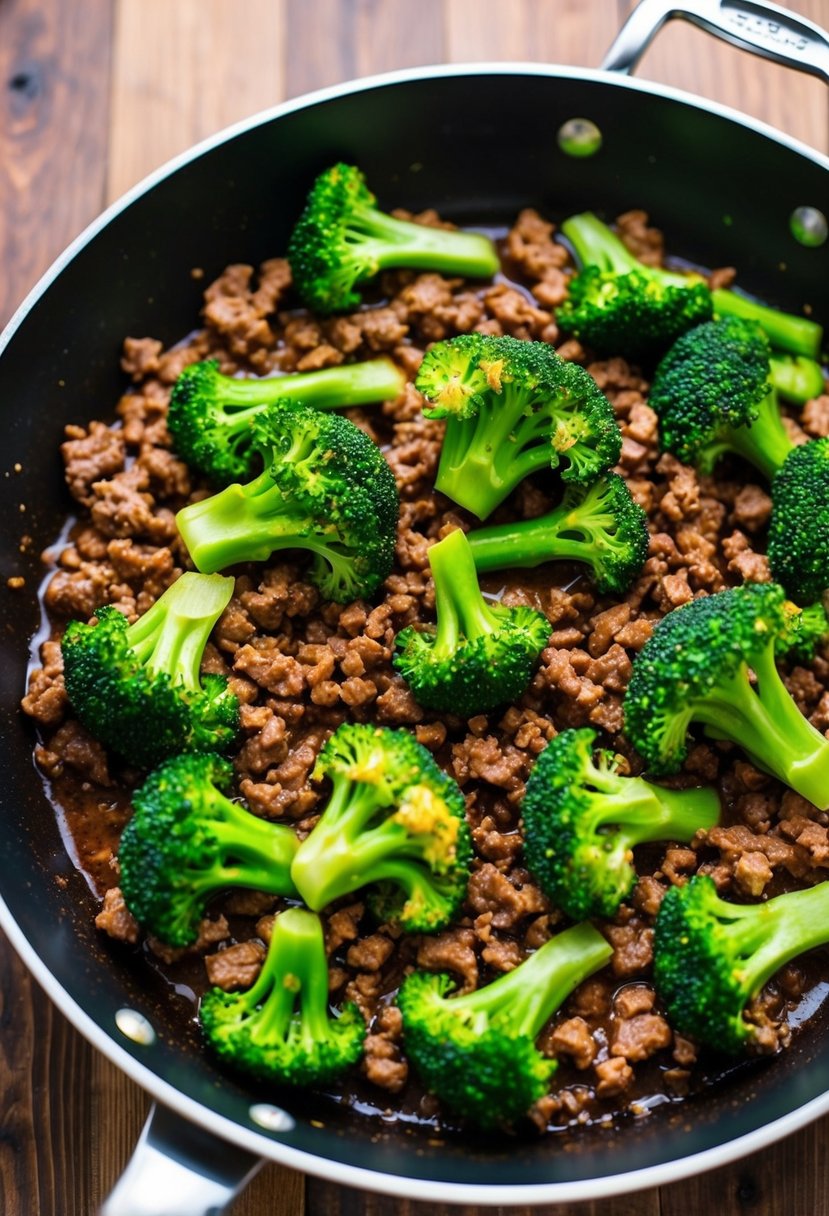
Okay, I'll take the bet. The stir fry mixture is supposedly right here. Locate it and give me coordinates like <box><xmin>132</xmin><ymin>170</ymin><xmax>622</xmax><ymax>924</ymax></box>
<box><xmin>23</xmin><ymin>164</ymin><xmax>829</xmax><ymax>1134</ymax></box>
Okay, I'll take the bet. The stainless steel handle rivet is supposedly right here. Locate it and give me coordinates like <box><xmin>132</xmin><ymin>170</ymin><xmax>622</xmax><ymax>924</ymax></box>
<box><xmin>790</xmin><ymin>205</ymin><xmax>828</xmax><ymax>247</ymax></box>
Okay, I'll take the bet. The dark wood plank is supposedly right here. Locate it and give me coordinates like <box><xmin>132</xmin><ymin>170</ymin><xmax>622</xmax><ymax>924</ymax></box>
<box><xmin>660</xmin><ymin>1114</ymin><xmax>829</xmax><ymax>1216</ymax></box>
<box><xmin>0</xmin><ymin>935</ymin><xmax>95</xmax><ymax>1216</ymax></box>
<box><xmin>0</xmin><ymin>0</ymin><xmax>114</xmax><ymax>326</ymax></box>
<box><xmin>306</xmin><ymin>1177</ymin><xmax>661</xmax><ymax>1216</ymax></box>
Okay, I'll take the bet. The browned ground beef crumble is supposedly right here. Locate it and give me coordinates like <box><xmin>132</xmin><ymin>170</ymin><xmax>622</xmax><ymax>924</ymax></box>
<box><xmin>23</xmin><ymin>205</ymin><xmax>829</xmax><ymax>1133</ymax></box>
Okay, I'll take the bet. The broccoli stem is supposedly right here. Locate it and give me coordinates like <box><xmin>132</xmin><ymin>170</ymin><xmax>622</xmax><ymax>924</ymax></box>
<box><xmin>694</xmin><ymin>646</ymin><xmax>829</xmax><ymax>809</ymax></box>
<box><xmin>125</xmin><ymin>572</ymin><xmax>235</xmax><ymax>690</ymax></box>
<box><xmin>435</xmin><ymin>384</ymin><xmax>552</xmax><ymax>519</ymax></box>
<box><xmin>467</xmin><ymin>499</ymin><xmax>604</xmax><ymax>572</ymax></box>
<box><xmin>290</xmin><ymin>778</ymin><xmax>390</xmax><ymax>910</ymax></box>
<box><xmin>212</xmin><ymin>358</ymin><xmax>405</xmax><ymax>416</ymax></box>
<box><xmin>244</xmin><ymin>908</ymin><xmax>332</xmax><ymax>1045</ymax></box>
<box><xmin>713</xmin><ymin>288</ymin><xmax>822</xmax><ymax>360</ymax></box>
<box><xmin>176</xmin><ymin>473</ymin><xmax>318</xmax><ymax>574</ymax></box>
<box><xmin>562</xmin><ymin>213</ymin><xmax>824</xmax><ymax>360</ymax></box>
<box><xmin>768</xmin><ymin>354</ymin><xmax>826</xmax><ymax>405</ymax></box>
<box><xmin>561</xmin><ymin>212</ymin><xmax>693</xmax><ymax>288</ymax></box>
<box><xmin>456</xmin><ymin>923</ymin><xmax>612</xmax><ymax>1037</ymax></box>
<box><xmin>196</xmin><ymin>800</ymin><xmax>299</xmax><ymax>894</ymax></box>
<box><xmin>589</xmin><ymin>772</ymin><xmax>721</xmax><ymax>847</ymax></box>
<box><xmin>717</xmin><ymin>882</ymin><xmax>829</xmax><ymax>998</ymax></box>
<box><xmin>716</xmin><ymin>389</ymin><xmax>794</xmax><ymax>481</ymax></box>
<box><xmin>429</xmin><ymin>527</ymin><xmax>502</xmax><ymax>652</ymax></box>
<box><xmin>349</xmin><ymin>204</ymin><xmax>500</xmax><ymax>278</ymax></box>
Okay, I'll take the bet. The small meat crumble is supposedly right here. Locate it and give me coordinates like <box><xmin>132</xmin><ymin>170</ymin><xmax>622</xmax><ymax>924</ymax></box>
<box><xmin>23</xmin><ymin>203</ymin><xmax>829</xmax><ymax>1134</ymax></box>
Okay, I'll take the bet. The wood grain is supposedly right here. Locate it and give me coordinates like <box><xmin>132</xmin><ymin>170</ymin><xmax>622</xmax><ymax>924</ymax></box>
<box><xmin>1</xmin><ymin>0</ymin><xmax>828</xmax><ymax>1213</ymax></box>
<box><xmin>0</xmin><ymin>0</ymin><xmax>114</xmax><ymax>326</ymax></box>
<box><xmin>306</xmin><ymin>1178</ymin><xmax>662</xmax><ymax>1216</ymax></box>
<box><xmin>107</xmin><ymin>0</ymin><xmax>286</xmax><ymax>201</ymax></box>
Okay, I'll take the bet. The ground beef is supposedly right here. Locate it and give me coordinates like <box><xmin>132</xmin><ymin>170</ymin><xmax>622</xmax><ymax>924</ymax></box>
<box><xmin>610</xmin><ymin>1014</ymin><xmax>672</xmax><ymax>1063</ymax></box>
<box><xmin>204</xmin><ymin>940</ymin><xmax>266</xmax><ymax>990</ymax></box>
<box><xmin>547</xmin><ymin>1017</ymin><xmax>597</xmax><ymax>1070</ymax></box>
<box><xmin>95</xmin><ymin>887</ymin><xmax>139</xmax><ymax>943</ymax></box>
<box><xmin>595</xmin><ymin>1056</ymin><xmax>634</xmax><ymax>1099</ymax></box>
<box><xmin>62</xmin><ymin>422</ymin><xmax>126</xmax><ymax>507</ymax></box>
<box><xmin>23</xmin><ymin>204</ymin><xmax>829</xmax><ymax>1139</ymax></box>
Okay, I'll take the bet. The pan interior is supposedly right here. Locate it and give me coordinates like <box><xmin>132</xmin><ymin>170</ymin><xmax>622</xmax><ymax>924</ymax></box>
<box><xmin>2</xmin><ymin>68</ymin><xmax>828</xmax><ymax>1191</ymax></box>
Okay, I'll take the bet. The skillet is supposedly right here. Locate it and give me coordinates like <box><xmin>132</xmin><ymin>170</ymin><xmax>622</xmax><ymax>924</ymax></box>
<box><xmin>0</xmin><ymin>0</ymin><xmax>828</xmax><ymax>1210</ymax></box>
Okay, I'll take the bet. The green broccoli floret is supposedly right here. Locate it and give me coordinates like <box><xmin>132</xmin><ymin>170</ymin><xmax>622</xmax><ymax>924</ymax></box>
<box><xmin>768</xmin><ymin>438</ymin><xmax>829</xmax><ymax>605</ymax></box>
<box><xmin>466</xmin><ymin>472</ymin><xmax>649</xmax><ymax>595</ymax></box>
<box><xmin>416</xmin><ymin>333</ymin><xmax>621</xmax><ymax>520</ymax></box>
<box><xmin>624</xmin><ymin>583</ymin><xmax>829</xmax><ymax>808</ymax></box>
<box><xmin>522</xmin><ymin>728</ymin><xmax>720</xmax><ymax>920</ymax></box>
<box><xmin>557</xmin><ymin>211</ymin><xmax>712</xmax><ymax>358</ymax></box>
<box><xmin>118</xmin><ymin>754</ymin><xmax>299</xmax><ymax>947</ymax></box>
<box><xmin>167</xmin><ymin>356</ymin><xmax>405</xmax><ymax>486</ymax></box>
<box><xmin>200</xmin><ymin>906</ymin><xmax>365</xmax><ymax>1086</ymax></box>
<box><xmin>780</xmin><ymin>599</ymin><xmax>829</xmax><ymax>662</ymax></box>
<box><xmin>768</xmin><ymin>353</ymin><xmax>826</xmax><ymax>405</ymax></box>
<box><xmin>61</xmin><ymin>572</ymin><xmax>238</xmax><ymax>769</ymax></box>
<box><xmin>397</xmin><ymin>921</ymin><xmax>612</xmax><ymax>1129</ymax></box>
<box><xmin>175</xmin><ymin>401</ymin><xmax>398</xmax><ymax>602</ymax></box>
<box><xmin>290</xmin><ymin>723</ymin><xmax>472</xmax><ymax>933</ymax></box>
<box><xmin>287</xmin><ymin>163</ymin><xmax>499</xmax><ymax>314</ymax></box>
<box><xmin>650</xmin><ymin>317</ymin><xmax>796</xmax><ymax>481</ymax></box>
<box><xmin>558</xmin><ymin>212</ymin><xmax>822</xmax><ymax>359</ymax></box>
<box><xmin>393</xmin><ymin>527</ymin><xmax>551</xmax><ymax>716</ymax></box>
<box><xmin>654</xmin><ymin>874</ymin><xmax>829</xmax><ymax>1053</ymax></box>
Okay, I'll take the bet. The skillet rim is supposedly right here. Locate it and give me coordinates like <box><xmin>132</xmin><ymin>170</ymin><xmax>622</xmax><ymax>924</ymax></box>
<box><xmin>2</xmin><ymin>59</ymin><xmax>828</xmax><ymax>1204</ymax></box>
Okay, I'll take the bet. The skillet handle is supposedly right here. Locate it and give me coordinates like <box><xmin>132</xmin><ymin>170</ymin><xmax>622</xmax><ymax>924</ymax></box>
<box><xmin>99</xmin><ymin>1103</ymin><xmax>263</xmax><ymax>1216</ymax></box>
<box><xmin>602</xmin><ymin>0</ymin><xmax>829</xmax><ymax>83</ymax></box>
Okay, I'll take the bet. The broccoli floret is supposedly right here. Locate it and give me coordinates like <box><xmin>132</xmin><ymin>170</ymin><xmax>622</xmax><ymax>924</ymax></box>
<box><xmin>200</xmin><ymin>906</ymin><xmax>365</xmax><ymax>1086</ymax></box>
<box><xmin>118</xmin><ymin>754</ymin><xmax>298</xmax><ymax>947</ymax></box>
<box><xmin>654</xmin><ymin>874</ymin><xmax>829</xmax><ymax>1053</ymax></box>
<box><xmin>287</xmin><ymin>163</ymin><xmax>499</xmax><ymax>314</ymax></box>
<box><xmin>768</xmin><ymin>438</ymin><xmax>829</xmax><ymax>604</ymax></box>
<box><xmin>650</xmin><ymin>317</ymin><xmax>795</xmax><ymax>481</ymax></box>
<box><xmin>558</xmin><ymin>212</ymin><xmax>822</xmax><ymax>360</ymax></box>
<box><xmin>558</xmin><ymin>267</ymin><xmax>713</xmax><ymax>361</ymax></box>
<box><xmin>393</xmin><ymin>527</ymin><xmax>551</xmax><ymax>716</ymax></box>
<box><xmin>397</xmin><ymin>922</ymin><xmax>612</xmax><ymax>1129</ymax></box>
<box><xmin>416</xmin><ymin>333</ymin><xmax>621</xmax><ymax>519</ymax></box>
<box><xmin>624</xmin><ymin>583</ymin><xmax>829</xmax><ymax>808</ymax></box>
<box><xmin>768</xmin><ymin>353</ymin><xmax>826</xmax><ymax>406</ymax></box>
<box><xmin>466</xmin><ymin>472</ymin><xmax>649</xmax><ymax>595</ymax></box>
<box><xmin>61</xmin><ymin>572</ymin><xmax>238</xmax><ymax>769</ymax></box>
<box><xmin>557</xmin><ymin>212</ymin><xmax>713</xmax><ymax>358</ymax></box>
<box><xmin>167</xmin><ymin>356</ymin><xmax>405</xmax><ymax>486</ymax></box>
<box><xmin>290</xmin><ymin>723</ymin><xmax>472</xmax><ymax>933</ymax></box>
<box><xmin>522</xmin><ymin>728</ymin><xmax>720</xmax><ymax>920</ymax></box>
<box><xmin>780</xmin><ymin>599</ymin><xmax>829</xmax><ymax>662</ymax></box>
<box><xmin>175</xmin><ymin>401</ymin><xmax>398</xmax><ymax>602</ymax></box>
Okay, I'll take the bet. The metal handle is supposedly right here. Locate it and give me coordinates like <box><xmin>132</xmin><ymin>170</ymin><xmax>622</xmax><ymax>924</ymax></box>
<box><xmin>602</xmin><ymin>0</ymin><xmax>829</xmax><ymax>83</ymax></box>
<box><xmin>99</xmin><ymin>1103</ymin><xmax>263</xmax><ymax>1216</ymax></box>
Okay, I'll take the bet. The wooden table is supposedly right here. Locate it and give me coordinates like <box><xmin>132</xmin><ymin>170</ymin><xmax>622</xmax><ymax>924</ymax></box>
<box><xmin>0</xmin><ymin>1</ymin><xmax>826</xmax><ymax>1212</ymax></box>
